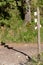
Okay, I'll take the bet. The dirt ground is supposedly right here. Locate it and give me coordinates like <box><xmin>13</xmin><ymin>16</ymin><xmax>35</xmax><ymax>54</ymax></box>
<box><xmin>0</xmin><ymin>43</ymin><xmax>43</xmax><ymax>65</ymax></box>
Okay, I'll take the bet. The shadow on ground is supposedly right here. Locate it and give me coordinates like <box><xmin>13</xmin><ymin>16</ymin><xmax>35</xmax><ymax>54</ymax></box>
<box><xmin>1</xmin><ymin>42</ymin><xmax>32</xmax><ymax>61</ymax></box>
<box><xmin>0</xmin><ymin>42</ymin><xmax>37</xmax><ymax>65</ymax></box>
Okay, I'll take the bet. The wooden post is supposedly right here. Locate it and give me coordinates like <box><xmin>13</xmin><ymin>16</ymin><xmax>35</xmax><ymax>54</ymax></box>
<box><xmin>37</xmin><ymin>7</ymin><xmax>41</xmax><ymax>60</ymax></box>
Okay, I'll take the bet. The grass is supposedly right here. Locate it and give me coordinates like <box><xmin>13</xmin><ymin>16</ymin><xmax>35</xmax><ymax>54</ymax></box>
<box><xmin>0</xmin><ymin>0</ymin><xmax>43</xmax><ymax>43</ymax></box>
<box><xmin>25</xmin><ymin>52</ymin><xmax>43</xmax><ymax>65</ymax></box>
<box><xmin>0</xmin><ymin>16</ymin><xmax>43</xmax><ymax>43</ymax></box>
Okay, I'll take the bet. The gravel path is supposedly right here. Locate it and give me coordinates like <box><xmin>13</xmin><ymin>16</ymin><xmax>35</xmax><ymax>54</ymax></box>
<box><xmin>0</xmin><ymin>43</ymin><xmax>43</xmax><ymax>65</ymax></box>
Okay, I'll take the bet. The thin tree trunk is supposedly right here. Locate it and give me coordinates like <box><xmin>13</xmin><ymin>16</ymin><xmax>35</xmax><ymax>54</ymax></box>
<box><xmin>25</xmin><ymin>4</ymin><xmax>31</xmax><ymax>24</ymax></box>
<box><xmin>21</xmin><ymin>0</ymin><xmax>31</xmax><ymax>24</ymax></box>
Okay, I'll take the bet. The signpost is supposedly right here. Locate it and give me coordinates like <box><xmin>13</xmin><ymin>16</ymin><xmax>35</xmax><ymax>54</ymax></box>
<box><xmin>37</xmin><ymin>7</ymin><xmax>41</xmax><ymax>60</ymax></box>
<box><xmin>34</xmin><ymin>7</ymin><xmax>41</xmax><ymax>60</ymax></box>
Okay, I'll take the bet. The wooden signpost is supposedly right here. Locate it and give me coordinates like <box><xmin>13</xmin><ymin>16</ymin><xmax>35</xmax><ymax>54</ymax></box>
<box><xmin>34</xmin><ymin>7</ymin><xmax>41</xmax><ymax>60</ymax></box>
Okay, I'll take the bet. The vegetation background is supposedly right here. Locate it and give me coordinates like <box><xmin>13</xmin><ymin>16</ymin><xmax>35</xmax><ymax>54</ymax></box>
<box><xmin>0</xmin><ymin>0</ymin><xmax>43</xmax><ymax>43</ymax></box>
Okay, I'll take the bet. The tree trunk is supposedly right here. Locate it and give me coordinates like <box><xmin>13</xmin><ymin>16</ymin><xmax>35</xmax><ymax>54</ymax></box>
<box><xmin>25</xmin><ymin>4</ymin><xmax>31</xmax><ymax>24</ymax></box>
<box><xmin>21</xmin><ymin>0</ymin><xmax>31</xmax><ymax>24</ymax></box>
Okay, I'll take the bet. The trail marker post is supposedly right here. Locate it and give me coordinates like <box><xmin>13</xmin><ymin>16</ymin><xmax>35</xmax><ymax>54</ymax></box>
<box><xmin>34</xmin><ymin>7</ymin><xmax>41</xmax><ymax>60</ymax></box>
<box><xmin>37</xmin><ymin>7</ymin><xmax>41</xmax><ymax>60</ymax></box>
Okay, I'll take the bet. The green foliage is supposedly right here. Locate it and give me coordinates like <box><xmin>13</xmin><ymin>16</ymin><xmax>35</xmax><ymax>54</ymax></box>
<box><xmin>38</xmin><ymin>0</ymin><xmax>43</xmax><ymax>5</ymax></box>
<box><xmin>0</xmin><ymin>0</ymin><xmax>43</xmax><ymax>43</ymax></box>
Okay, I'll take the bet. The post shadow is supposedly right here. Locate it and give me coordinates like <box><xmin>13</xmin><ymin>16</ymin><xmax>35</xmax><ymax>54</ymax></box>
<box><xmin>1</xmin><ymin>42</ymin><xmax>35</xmax><ymax>62</ymax></box>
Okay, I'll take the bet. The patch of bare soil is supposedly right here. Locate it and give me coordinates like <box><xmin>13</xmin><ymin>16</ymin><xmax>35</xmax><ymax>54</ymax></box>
<box><xmin>0</xmin><ymin>43</ymin><xmax>43</xmax><ymax>65</ymax></box>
